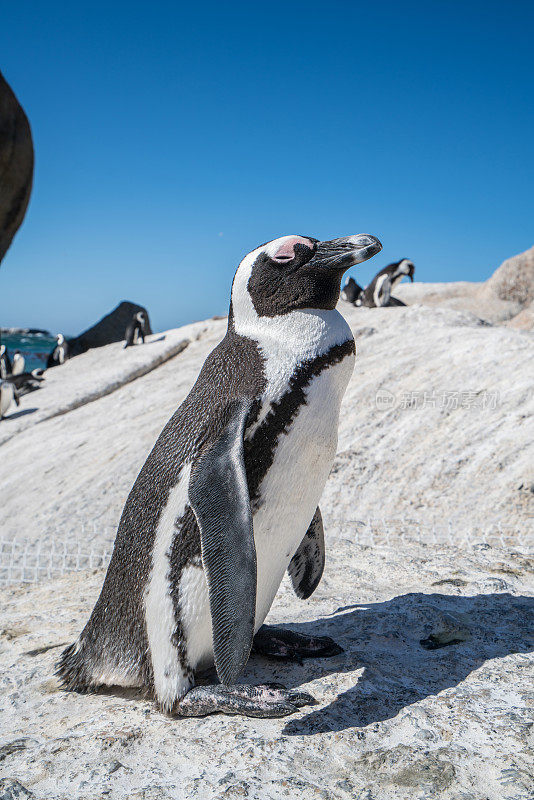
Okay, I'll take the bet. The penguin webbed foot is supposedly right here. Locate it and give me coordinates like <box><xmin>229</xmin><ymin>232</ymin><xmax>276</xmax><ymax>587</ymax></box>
<box><xmin>252</xmin><ymin>624</ymin><xmax>344</xmax><ymax>663</ymax></box>
<box><xmin>174</xmin><ymin>682</ymin><xmax>316</xmax><ymax>718</ymax></box>
<box><xmin>387</xmin><ymin>296</ymin><xmax>407</xmax><ymax>307</ymax></box>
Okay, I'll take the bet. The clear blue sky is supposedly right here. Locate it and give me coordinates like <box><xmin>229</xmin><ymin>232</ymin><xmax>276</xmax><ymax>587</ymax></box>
<box><xmin>1</xmin><ymin>0</ymin><xmax>533</xmax><ymax>334</ymax></box>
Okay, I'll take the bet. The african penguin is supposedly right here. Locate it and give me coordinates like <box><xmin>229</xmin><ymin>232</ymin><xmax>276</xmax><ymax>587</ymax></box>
<box><xmin>124</xmin><ymin>312</ymin><xmax>147</xmax><ymax>348</ymax></box>
<box><xmin>57</xmin><ymin>232</ymin><xmax>382</xmax><ymax>719</ymax></box>
<box><xmin>7</xmin><ymin>368</ymin><xmax>45</xmax><ymax>396</ymax></box>
<box><xmin>359</xmin><ymin>258</ymin><xmax>414</xmax><ymax>307</ymax></box>
<box><xmin>11</xmin><ymin>350</ymin><xmax>25</xmax><ymax>375</ymax></box>
<box><xmin>46</xmin><ymin>334</ymin><xmax>69</xmax><ymax>368</ymax></box>
<box><xmin>0</xmin><ymin>380</ymin><xmax>20</xmax><ymax>419</ymax></box>
<box><xmin>0</xmin><ymin>345</ymin><xmax>12</xmax><ymax>379</ymax></box>
<box><xmin>341</xmin><ymin>276</ymin><xmax>363</xmax><ymax>305</ymax></box>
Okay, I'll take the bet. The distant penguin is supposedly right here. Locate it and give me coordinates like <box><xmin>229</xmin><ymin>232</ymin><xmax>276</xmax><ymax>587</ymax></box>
<box><xmin>47</xmin><ymin>334</ymin><xmax>69</xmax><ymax>368</ymax></box>
<box><xmin>7</xmin><ymin>368</ymin><xmax>45</xmax><ymax>396</ymax></box>
<box><xmin>0</xmin><ymin>380</ymin><xmax>20</xmax><ymax>419</ymax></box>
<box><xmin>57</xmin><ymin>231</ymin><xmax>382</xmax><ymax>719</ymax></box>
<box><xmin>124</xmin><ymin>312</ymin><xmax>147</xmax><ymax>348</ymax></box>
<box><xmin>11</xmin><ymin>350</ymin><xmax>25</xmax><ymax>375</ymax></box>
<box><xmin>341</xmin><ymin>276</ymin><xmax>363</xmax><ymax>305</ymax></box>
<box><xmin>0</xmin><ymin>345</ymin><xmax>12</xmax><ymax>378</ymax></box>
<box><xmin>359</xmin><ymin>259</ymin><xmax>415</xmax><ymax>307</ymax></box>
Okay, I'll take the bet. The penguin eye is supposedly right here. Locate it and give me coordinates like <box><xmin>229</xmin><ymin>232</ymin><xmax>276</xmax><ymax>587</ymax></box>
<box><xmin>269</xmin><ymin>237</ymin><xmax>315</xmax><ymax>266</ymax></box>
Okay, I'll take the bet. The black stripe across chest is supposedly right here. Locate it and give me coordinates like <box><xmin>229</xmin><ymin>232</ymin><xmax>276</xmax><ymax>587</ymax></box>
<box><xmin>243</xmin><ymin>339</ymin><xmax>354</xmax><ymax>505</ymax></box>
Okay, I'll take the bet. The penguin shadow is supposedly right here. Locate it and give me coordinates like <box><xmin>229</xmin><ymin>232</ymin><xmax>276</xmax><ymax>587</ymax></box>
<box><xmin>247</xmin><ymin>592</ymin><xmax>534</xmax><ymax>736</ymax></box>
<box><xmin>143</xmin><ymin>335</ymin><xmax>166</xmax><ymax>345</ymax></box>
<box><xmin>2</xmin><ymin>407</ymin><xmax>38</xmax><ymax>421</ymax></box>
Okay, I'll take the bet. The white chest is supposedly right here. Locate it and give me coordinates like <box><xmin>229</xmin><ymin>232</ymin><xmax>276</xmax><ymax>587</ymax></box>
<box><xmin>0</xmin><ymin>386</ymin><xmax>14</xmax><ymax>417</ymax></box>
<box><xmin>250</xmin><ymin>351</ymin><xmax>354</xmax><ymax>625</ymax></box>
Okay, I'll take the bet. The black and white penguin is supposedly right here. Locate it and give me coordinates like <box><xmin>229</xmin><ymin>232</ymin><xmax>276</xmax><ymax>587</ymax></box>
<box><xmin>0</xmin><ymin>345</ymin><xmax>12</xmax><ymax>379</ymax></box>
<box><xmin>124</xmin><ymin>312</ymin><xmax>147</xmax><ymax>348</ymax></box>
<box><xmin>359</xmin><ymin>258</ymin><xmax>415</xmax><ymax>307</ymax></box>
<box><xmin>7</xmin><ymin>368</ymin><xmax>45</xmax><ymax>396</ymax></box>
<box><xmin>341</xmin><ymin>276</ymin><xmax>363</xmax><ymax>305</ymax></box>
<box><xmin>0</xmin><ymin>380</ymin><xmax>20</xmax><ymax>419</ymax></box>
<box><xmin>57</xmin><ymin>232</ymin><xmax>382</xmax><ymax>718</ymax></box>
<box><xmin>11</xmin><ymin>350</ymin><xmax>25</xmax><ymax>376</ymax></box>
<box><xmin>46</xmin><ymin>334</ymin><xmax>69</xmax><ymax>368</ymax></box>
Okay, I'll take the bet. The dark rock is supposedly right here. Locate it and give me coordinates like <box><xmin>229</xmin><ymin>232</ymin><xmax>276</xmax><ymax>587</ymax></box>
<box><xmin>68</xmin><ymin>301</ymin><xmax>153</xmax><ymax>356</ymax></box>
<box><xmin>420</xmin><ymin>611</ymin><xmax>471</xmax><ymax>649</ymax></box>
<box><xmin>0</xmin><ymin>740</ymin><xmax>28</xmax><ymax>762</ymax></box>
<box><xmin>0</xmin><ymin>779</ymin><xmax>34</xmax><ymax>800</ymax></box>
<box><xmin>0</xmin><ymin>71</ymin><xmax>34</xmax><ymax>265</ymax></box>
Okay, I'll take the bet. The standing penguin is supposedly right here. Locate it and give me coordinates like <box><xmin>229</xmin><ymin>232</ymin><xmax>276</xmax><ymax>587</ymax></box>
<box><xmin>57</xmin><ymin>232</ymin><xmax>382</xmax><ymax>718</ymax></box>
<box><xmin>0</xmin><ymin>380</ymin><xmax>20</xmax><ymax>419</ymax></box>
<box><xmin>47</xmin><ymin>334</ymin><xmax>70</xmax><ymax>368</ymax></box>
<box><xmin>341</xmin><ymin>276</ymin><xmax>363</xmax><ymax>305</ymax></box>
<box><xmin>359</xmin><ymin>258</ymin><xmax>415</xmax><ymax>307</ymax></box>
<box><xmin>11</xmin><ymin>350</ymin><xmax>25</xmax><ymax>375</ymax></box>
<box><xmin>124</xmin><ymin>312</ymin><xmax>147</xmax><ymax>348</ymax></box>
<box><xmin>0</xmin><ymin>345</ymin><xmax>12</xmax><ymax>378</ymax></box>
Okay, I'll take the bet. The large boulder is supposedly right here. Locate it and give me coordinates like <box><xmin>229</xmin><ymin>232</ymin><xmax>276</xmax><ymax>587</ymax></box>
<box><xmin>68</xmin><ymin>301</ymin><xmax>153</xmax><ymax>356</ymax></box>
<box><xmin>0</xmin><ymin>70</ymin><xmax>34</xmax><ymax>265</ymax></box>
<box><xmin>505</xmin><ymin>298</ymin><xmax>534</xmax><ymax>331</ymax></box>
<box><xmin>395</xmin><ymin>245</ymin><xmax>534</xmax><ymax>324</ymax></box>
<box><xmin>483</xmin><ymin>244</ymin><xmax>534</xmax><ymax>305</ymax></box>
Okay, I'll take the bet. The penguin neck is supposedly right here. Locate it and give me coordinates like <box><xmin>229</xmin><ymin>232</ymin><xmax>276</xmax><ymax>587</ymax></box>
<box><xmin>230</xmin><ymin>297</ymin><xmax>353</xmax><ymax>402</ymax></box>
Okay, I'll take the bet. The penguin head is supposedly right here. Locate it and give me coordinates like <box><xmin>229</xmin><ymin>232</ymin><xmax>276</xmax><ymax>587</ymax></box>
<box><xmin>136</xmin><ymin>312</ymin><xmax>146</xmax><ymax>324</ymax></box>
<box><xmin>57</xmin><ymin>334</ymin><xmax>64</xmax><ymax>345</ymax></box>
<box><xmin>395</xmin><ymin>259</ymin><xmax>415</xmax><ymax>282</ymax></box>
<box><xmin>231</xmin><ymin>233</ymin><xmax>381</xmax><ymax>321</ymax></box>
<box><xmin>0</xmin><ymin>345</ymin><xmax>5</xmax><ymax>356</ymax></box>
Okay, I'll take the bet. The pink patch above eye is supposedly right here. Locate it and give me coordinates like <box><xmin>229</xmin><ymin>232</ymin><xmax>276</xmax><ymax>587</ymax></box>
<box><xmin>273</xmin><ymin>236</ymin><xmax>313</xmax><ymax>261</ymax></box>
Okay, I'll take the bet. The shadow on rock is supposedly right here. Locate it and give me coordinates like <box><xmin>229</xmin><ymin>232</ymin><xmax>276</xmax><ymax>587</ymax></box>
<box><xmin>266</xmin><ymin>592</ymin><xmax>534</xmax><ymax>735</ymax></box>
<box><xmin>143</xmin><ymin>335</ymin><xmax>166</xmax><ymax>344</ymax></box>
<box><xmin>3</xmin><ymin>408</ymin><xmax>38</xmax><ymax>421</ymax></box>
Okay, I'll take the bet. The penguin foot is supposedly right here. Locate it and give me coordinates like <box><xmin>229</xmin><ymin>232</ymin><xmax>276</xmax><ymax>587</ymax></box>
<box><xmin>174</xmin><ymin>682</ymin><xmax>316</xmax><ymax>718</ymax></box>
<box><xmin>252</xmin><ymin>625</ymin><xmax>344</xmax><ymax>662</ymax></box>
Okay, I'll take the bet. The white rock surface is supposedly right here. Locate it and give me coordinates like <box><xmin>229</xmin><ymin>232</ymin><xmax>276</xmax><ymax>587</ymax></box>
<box><xmin>0</xmin><ymin>535</ymin><xmax>532</xmax><ymax>799</ymax></box>
<box><xmin>0</xmin><ymin>325</ymin><xmax>211</xmax><ymax>446</ymax></box>
<box><xmin>395</xmin><ymin>245</ymin><xmax>534</xmax><ymax>327</ymax></box>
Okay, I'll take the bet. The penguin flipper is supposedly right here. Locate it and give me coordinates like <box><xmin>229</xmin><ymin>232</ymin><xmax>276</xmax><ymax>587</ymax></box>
<box><xmin>288</xmin><ymin>507</ymin><xmax>325</xmax><ymax>599</ymax></box>
<box><xmin>188</xmin><ymin>398</ymin><xmax>256</xmax><ymax>686</ymax></box>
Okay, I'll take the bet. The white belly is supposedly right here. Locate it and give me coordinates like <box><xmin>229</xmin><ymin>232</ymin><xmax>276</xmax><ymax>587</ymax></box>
<box><xmin>180</xmin><ymin>353</ymin><xmax>354</xmax><ymax>672</ymax></box>
<box><xmin>0</xmin><ymin>385</ymin><xmax>14</xmax><ymax>417</ymax></box>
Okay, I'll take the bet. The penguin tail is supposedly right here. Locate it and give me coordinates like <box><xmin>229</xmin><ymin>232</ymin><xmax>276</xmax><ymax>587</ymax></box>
<box><xmin>55</xmin><ymin>641</ymin><xmax>94</xmax><ymax>694</ymax></box>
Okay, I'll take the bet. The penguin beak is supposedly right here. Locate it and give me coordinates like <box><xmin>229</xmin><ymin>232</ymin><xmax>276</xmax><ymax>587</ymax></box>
<box><xmin>315</xmin><ymin>234</ymin><xmax>382</xmax><ymax>272</ymax></box>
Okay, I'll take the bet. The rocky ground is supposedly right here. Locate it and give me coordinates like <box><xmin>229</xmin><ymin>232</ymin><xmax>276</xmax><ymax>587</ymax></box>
<box><xmin>0</xmin><ymin>533</ymin><xmax>532</xmax><ymax>800</ymax></box>
<box><xmin>0</xmin><ymin>247</ymin><xmax>533</xmax><ymax>798</ymax></box>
